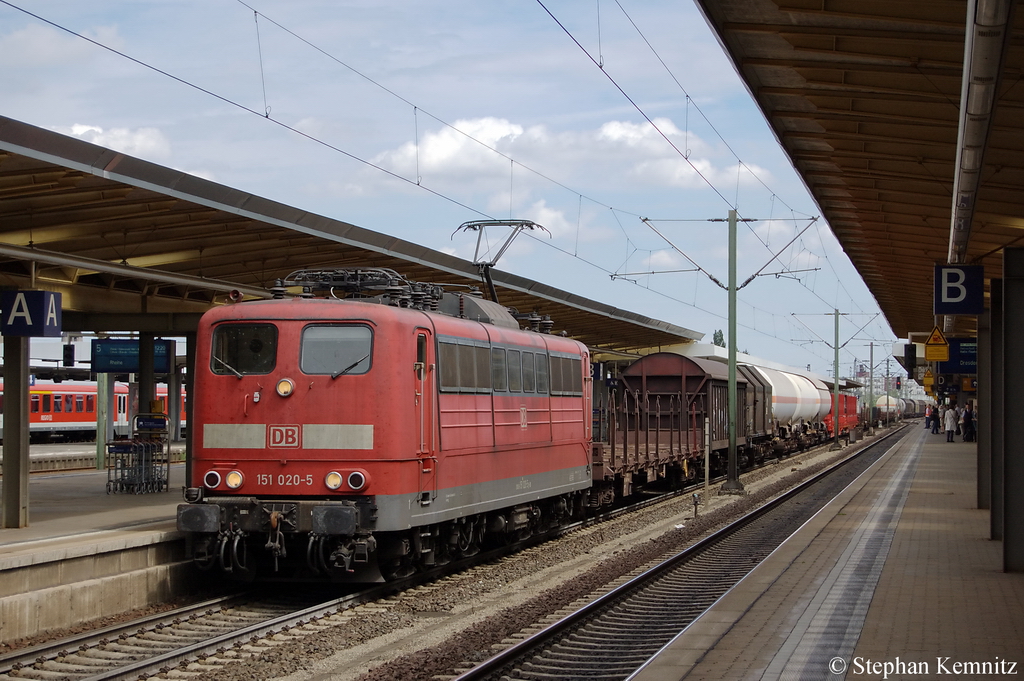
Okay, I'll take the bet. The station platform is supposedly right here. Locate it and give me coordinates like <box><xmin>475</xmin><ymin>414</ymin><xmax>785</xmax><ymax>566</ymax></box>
<box><xmin>0</xmin><ymin>461</ymin><xmax>185</xmax><ymax>544</ymax></box>
<box><xmin>628</xmin><ymin>425</ymin><xmax>1024</xmax><ymax>680</ymax></box>
<box><xmin>0</xmin><ymin>462</ymin><xmax>189</xmax><ymax>643</ymax></box>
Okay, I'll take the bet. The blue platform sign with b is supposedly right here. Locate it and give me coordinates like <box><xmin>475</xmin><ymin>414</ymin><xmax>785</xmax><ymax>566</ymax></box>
<box><xmin>934</xmin><ymin>265</ymin><xmax>984</xmax><ymax>315</ymax></box>
<box><xmin>1</xmin><ymin>290</ymin><xmax>62</xmax><ymax>337</ymax></box>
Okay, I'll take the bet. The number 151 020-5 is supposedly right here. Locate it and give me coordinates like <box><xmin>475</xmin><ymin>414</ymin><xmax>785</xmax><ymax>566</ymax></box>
<box><xmin>257</xmin><ymin>474</ymin><xmax>313</xmax><ymax>486</ymax></box>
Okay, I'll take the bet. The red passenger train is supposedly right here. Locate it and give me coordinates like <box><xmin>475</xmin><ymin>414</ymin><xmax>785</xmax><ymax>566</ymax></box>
<box><xmin>177</xmin><ymin>269</ymin><xmax>592</xmax><ymax>581</ymax></box>
<box><xmin>0</xmin><ymin>381</ymin><xmax>184</xmax><ymax>441</ymax></box>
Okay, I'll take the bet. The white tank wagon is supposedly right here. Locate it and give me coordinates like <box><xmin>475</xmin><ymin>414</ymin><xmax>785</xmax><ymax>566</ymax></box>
<box><xmin>741</xmin><ymin>365</ymin><xmax>833</xmax><ymax>454</ymax></box>
<box><xmin>745</xmin><ymin>365</ymin><xmax>832</xmax><ymax>426</ymax></box>
<box><xmin>875</xmin><ymin>396</ymin><xmax>902</xmax><ymax>415</ymax></box>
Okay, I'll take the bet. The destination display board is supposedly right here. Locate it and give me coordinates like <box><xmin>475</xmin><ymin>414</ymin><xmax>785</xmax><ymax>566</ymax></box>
<box><xmin>91</xmin><ymin>339</ymin><xmax>173</xmax><ymax>373</ymax></box>
<box><xmin>935</xmin><ymin>337</ymin><xmax>977</xmax><ymax>375</ymax></box>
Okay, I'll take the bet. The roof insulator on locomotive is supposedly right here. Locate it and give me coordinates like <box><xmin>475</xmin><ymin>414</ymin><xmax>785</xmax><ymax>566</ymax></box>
<box><xmin>299</xmin><ymin>287</ymin><xmax>314</xmax><ymax>299</ymax></box>
<box><xmin>270</xmin><ymin>280</ymin><xmax>288</xmax><ymax>300</ymax></box>
<box><xmin>528</xmin><ymin>311</ymin><xmax>543</xmax><ymax>332</ymax></box>
<box><xmin>541</xmin><ymin>315</ymin><xmax>554</xmax><ymax>334</ymax></box>
<box><xmin>384</xmin><ymin>283</ymin><xmax>409</xmax><ymax>306</ymax></box>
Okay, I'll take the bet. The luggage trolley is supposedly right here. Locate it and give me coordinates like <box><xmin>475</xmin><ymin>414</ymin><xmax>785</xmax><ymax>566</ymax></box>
<box><xmin>106</xmin><ymin>413</ymin><xmax>171</xmax><ymax>494</ymax></box>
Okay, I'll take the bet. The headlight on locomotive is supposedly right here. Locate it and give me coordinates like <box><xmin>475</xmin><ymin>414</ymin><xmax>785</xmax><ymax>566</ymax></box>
<box><xmin>348</xmin><ymin>471</ymin><xmax>367</xmax><ymax>491</ymax></box>
<box><xmin>325</xmin><ymin>471</ymin><xmax>344</xmax><ymax>490</ymax></box>
<box><xmin>276</xmin><ymin>377</ymin><xmax>295</xmax><ymax>397</ymax></box>
<box><xmin>203</xmin><ymin>471</ymin><xmax>222</xmax><ymax>489</ymax></box>
<box><xmin>225</xmin><ymin>470</ymin><xmax>244</xmax><ymax>489</ymax></box>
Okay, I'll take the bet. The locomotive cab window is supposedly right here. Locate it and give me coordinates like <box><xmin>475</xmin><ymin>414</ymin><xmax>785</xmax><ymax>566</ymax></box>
<box><xmin>211</xmin><ymin>324</ymin><xmax>278</xmax><ymax>376</ymax></box>
<box><xmin>301</xmin><ymin>325</ymin><xmax>372</xmax><ymax>376</ymax></box>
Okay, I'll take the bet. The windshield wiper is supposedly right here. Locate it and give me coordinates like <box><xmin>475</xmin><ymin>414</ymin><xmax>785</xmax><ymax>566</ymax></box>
<box><xmin>213</xmin><ymin>356</ymin><xmax>244</xmax><ymax>379</ymax></box>
<box><xmin>332</xmin><ymin>353</ymin><xmax>370</xmax><ymax>379</ymax></box>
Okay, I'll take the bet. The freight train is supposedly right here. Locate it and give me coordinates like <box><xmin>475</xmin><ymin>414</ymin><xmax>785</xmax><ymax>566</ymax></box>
<box><xmin>176</xmin><ymin>268</ymin><xmax>861</xmax><ymax>582</ymax></box>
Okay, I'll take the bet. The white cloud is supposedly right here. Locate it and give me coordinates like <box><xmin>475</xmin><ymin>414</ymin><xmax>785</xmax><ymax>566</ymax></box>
<box><xmin>0</xmin><ymin>24</ymin><xmax>94</xmax><ymax>68</ymax></box>
<box><xmin>355</xmin><ymin>115</ymin><xmax>770</xmax><ymax>210</ymax></box>
<box><xmin>59</xmin><ymin>124</ymin><xmax>171</xmax><ymax>159</ymax></box>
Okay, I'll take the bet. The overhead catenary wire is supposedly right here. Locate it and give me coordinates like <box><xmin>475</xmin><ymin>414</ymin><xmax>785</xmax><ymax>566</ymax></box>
<box><xmin>0</xmin><ymin>0</ymin><xmax>891</xmax><ymax>372</ymax></box>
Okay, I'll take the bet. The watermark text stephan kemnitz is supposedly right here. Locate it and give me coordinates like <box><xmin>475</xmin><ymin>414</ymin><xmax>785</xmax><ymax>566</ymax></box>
<box><xmin>828</xmin><ymin>656</ymin><xmax>1018</xmax><ymax>678</ymax></box>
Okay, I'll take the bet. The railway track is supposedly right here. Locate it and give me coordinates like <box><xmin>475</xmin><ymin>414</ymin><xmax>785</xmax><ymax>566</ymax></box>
<box><xmin>0</xmin><ymin>591</ymin><xmax>373</xmax><ymax>681</ymax></box>
<box><xmin>448</xmin><ymin>425</ymin><xmax>909</xmax><ymax>681</ymax></box>
<box><xmin>0</xmin><ymin>430</ymin><xmax>896</xmax><ymax>681</ymax></box>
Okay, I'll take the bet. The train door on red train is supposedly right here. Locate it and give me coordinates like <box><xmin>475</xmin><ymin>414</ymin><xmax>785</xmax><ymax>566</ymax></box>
<box><xmin>415</xmin><ymin>329</ymin><xmax>437</xmax><ymax>505</ymax></box>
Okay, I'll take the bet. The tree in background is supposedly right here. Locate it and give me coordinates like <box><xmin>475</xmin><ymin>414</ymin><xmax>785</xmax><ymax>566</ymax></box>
<box><xmin>712</xmin><ymin>329</ymin><xmax>726</xmax><ymax>348</ymax></box>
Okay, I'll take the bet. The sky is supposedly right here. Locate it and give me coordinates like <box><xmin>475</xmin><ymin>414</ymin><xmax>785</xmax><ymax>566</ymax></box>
<box><xmin>0</xmin><ymin>0</ymin><xmax>901</xmax><ymax>379</ymax></box>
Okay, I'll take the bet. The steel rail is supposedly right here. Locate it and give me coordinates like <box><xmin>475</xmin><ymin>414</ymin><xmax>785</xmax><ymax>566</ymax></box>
<box><xmin>451</xmin><ymin>424</ymin><xmax>910</xmax><ymax>681</ymax></box>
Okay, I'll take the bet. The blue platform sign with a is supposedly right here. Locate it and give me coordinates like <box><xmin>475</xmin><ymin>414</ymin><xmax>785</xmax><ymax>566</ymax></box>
<box><xmin>0</xmin><ymin>290</ymin><xmax>62</xmax><ymax>337</ymax></box>
<box><xmin>91</xmin><ymin>339</ymin><xmax>173</xmax><ymax>373</ymax></box>
<box><xmin>934</xmin><ymin>265</ymin><xmax>984</xmax><ymax>315</ymax></box>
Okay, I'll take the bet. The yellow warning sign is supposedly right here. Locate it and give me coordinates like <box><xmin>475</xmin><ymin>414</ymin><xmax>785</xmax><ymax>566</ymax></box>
<box><xmin>924</xmin><ymin>326</ymin><xmax>949</xmax><ymax>361</ymax></box>
<box><xmin>925</xmin><ymin>326</ymin><xmax>948</xmax><ymax>346</ymax></box>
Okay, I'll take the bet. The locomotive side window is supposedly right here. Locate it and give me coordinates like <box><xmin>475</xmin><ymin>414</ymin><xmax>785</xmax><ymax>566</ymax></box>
<box><xmin>53</xmin><ymin>394</ymin><xmax>63</xmax><ymax>412</ymax></box>
<box><xmin>536</xmin><ymin>354</ymin><xmax>549</xmax><ymax>394</ymax></box>
<box><xmin>439</xmin><ymin>341</ymin><xmax>460</xmax><ymax>389</ymax></box>
<box><xmin>507</xmin><ymin>350</ymin><xmax>522</xmax><ymax>392</ymax></box>
<box><xmin>30</xmin><ymin>394</ymin><xmax>40</xmax><ymax>413</ymax></box>
<box><xmin>43</xmin><ymin>394</ymin><xmax>52</xmax><ymax>412</ymax></box>
<box><xmin>76</xmin><ymin>395</ymin><xmax>85</xmax><ymax>412</ymax></box>
<box><xmin>439</xmin><ymin>341</ymin><xmax>492</xmax><ymax>392</ymax></box>
<box><xmin>462</xmin><ymin>346</ymin><xmax>487</xmax><ymax>389</ymax></box>
<box><xmin>86</xmin><ymin>395</ymin><xmax>95</xmax><ymax>412</ymax></box>
<box><xmin>491</xmin><ymin>348</ymin><xmax>508</xmax><ymax>391</ymax></box>
<box><xmin>549</xmin><ymin>355</ymin><xmax>583</xmax><ymax>396</ymax></box>
<box><xmin>522</xmin><ymin>352</ymin><xmax>535</xmax><ymax>392</ymax></box>
<box><xmin>473</xmin><ymin>346</ymin><xmax>490</xmax><ymax>389</ymax></box>
<box><xmin>300</xmin><ymin>325</ymin><xmax>372</xmax><ymax>376</ymax></box>
<box><xmin>211</xmin><ymin>324</ymin><xmax>278</xmax><ymax>375</ymax></box>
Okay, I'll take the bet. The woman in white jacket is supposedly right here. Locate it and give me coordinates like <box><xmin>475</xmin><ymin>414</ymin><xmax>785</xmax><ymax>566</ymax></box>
<box><xmin>943</xmin><ymin>406</ymin><xmax>958</xmax><ymax>442</ymax></box>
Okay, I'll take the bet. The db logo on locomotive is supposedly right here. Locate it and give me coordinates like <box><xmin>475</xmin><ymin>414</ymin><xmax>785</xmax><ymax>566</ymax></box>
<box><xmin>268</xmin><ymin>425</ymin><xmax>301</xmax><ymax>448</ymax></box>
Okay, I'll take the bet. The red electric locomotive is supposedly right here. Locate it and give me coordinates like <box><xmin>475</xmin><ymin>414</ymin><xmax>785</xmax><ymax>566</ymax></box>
<box><xmin>176</xmin><ymin>268</ymin><xmax>592</xmax><ymax>582</ymax></box>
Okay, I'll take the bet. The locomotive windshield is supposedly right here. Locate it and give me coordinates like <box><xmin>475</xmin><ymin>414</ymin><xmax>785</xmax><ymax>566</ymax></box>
<box><xmin>211</xmin><ymin>324</ymin><xmax>278</xmax><ymax>376</ymax></box>
<box><xmin>300</xmin><ymin>324</ymin><xmax>372</xmax><ymax>376</ymax></box>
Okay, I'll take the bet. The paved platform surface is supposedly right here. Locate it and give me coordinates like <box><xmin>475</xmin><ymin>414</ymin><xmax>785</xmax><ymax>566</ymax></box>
<box><xmin>629</xmin><ymin>425</ymin><xmax>1024</xmax><ymax>680</ymax></box>
<box><xmin>0</xmin><ymin>461</ymin><xmax>183</xmax><ymax>550</ymax></box>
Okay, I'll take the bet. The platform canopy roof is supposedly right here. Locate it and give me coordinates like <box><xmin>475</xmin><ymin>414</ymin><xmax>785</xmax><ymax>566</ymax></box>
<box><xmin>0</xmin><ymin>116</ymin><xmax>701</xmax><ymax>355</ymax></box>
<box><xmin>695</xmin><ymin>0</ymin><xmax>1024</xmax><ymax>340</ymax></box>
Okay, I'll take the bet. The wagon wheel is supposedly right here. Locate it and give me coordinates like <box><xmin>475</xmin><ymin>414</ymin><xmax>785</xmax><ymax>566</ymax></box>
<box><xmin>455</xmin><ymin>523</ymin><xmax>480</xmax><ymax>557</ymax></box>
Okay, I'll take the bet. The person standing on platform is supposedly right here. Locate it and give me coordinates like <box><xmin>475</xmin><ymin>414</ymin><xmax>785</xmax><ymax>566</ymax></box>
<box><xmin>931</xmin><ymin>405</ymin><xmax>941</xmax><ymax>434</ymax></box>
<box><xmin>944</xmin><ymin>404</ymin><xmax>958</xmax><ymax>442</ymax></box>
<box><xmin>962</xmin><ymin>403</ymin><xmax>975</xmax><ymax>442</ymax></box>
